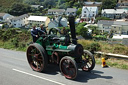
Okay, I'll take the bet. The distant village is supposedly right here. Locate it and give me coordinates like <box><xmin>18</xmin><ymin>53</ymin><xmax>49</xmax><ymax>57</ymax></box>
<box><xmin>0</xmin><ymin>0</ymin><xmax>128</xmax><ymax>40</ymax></box>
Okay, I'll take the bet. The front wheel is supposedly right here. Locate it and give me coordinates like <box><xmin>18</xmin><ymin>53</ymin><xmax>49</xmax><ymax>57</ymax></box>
<box><xmin>81</xmin><ymin>50</ymin><xmax>95</xmax><ymax>72</ymax></box>
<box><xmin>26</xmin><ymin>43</ymin><xmax>48</xmax><ymax>72</ymax></box>
<box><xmin>60</xmin><ymin>56</ymin><xmax>78</xmax><ymax>79</ymax></box>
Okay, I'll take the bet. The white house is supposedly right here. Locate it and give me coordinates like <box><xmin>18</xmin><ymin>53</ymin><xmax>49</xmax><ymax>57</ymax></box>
<box><xmin>97</xmin><ymin>20</ymin><xmax>128</xmax><ymax>35</ymax></box>
<box><xmin>81</xmin><ymin>6</ymin><xmax>98</xmax><ymax>23</ymax></box>
<box><xmin>0</xmin><ymin>24</ymin><xmax>3</xmax><ymax>29</ymax></box>
<box><xmin>102</xmin><ymin>9</ymin><xmax>128</xmax><ymax>19</ymax></box>
<box><xmin>48</xmin><ymin>9</ymin><xmax>65</xmax><ymax>15</ymax></box>
<box><xmin>48</xmin><ymin>17</ymin><xmax>68</xmax><ymax>29</ymax></box>
<box><xmin>0</xmin><ymin>13</ymin><xmax>14</xmax><ymax>22</ymax></box>
<box><xmin>8</xmin><ymin>14</ymin><xmax>29</xmax><ymax>28</ymax></box>
<box><xmin>28</xmin><ymin>16</ymin><xmax>50</xmax><ymax>27</ymax></box>
<box><xmin>65</xmin><ymin>8</ymin><xmax>77</xmax><ymax>16</ymax></box>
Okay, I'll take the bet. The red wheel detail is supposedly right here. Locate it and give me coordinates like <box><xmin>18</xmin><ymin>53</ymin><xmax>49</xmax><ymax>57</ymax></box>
<box><xmin>60</xmin><ymin>56</ymin><xmax>77</xmax><ymax>79</ymax></box>
<box><xmin>81</xmin><ymin>50</ymin><xmax>95</xmax><ymax>72</ymax></box>
<box><xmin>51</xmin><ymin>52</ymin><xmax>59</xmax><ymax>64</ymax></box>
<box><xmin>27</xmin><ymin>43</ymin><xmax>47</xmax><ymax>72</ymax></box>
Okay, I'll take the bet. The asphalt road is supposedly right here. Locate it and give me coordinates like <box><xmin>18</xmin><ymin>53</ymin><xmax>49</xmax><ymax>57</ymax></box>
<box><xmin>0</xmin><ymin>48</ymin><xmax>128</xmax><ymax>85</ymax></box>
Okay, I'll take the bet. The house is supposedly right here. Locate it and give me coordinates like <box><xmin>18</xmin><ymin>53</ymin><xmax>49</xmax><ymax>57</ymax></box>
<box><xmin>28</xmin><ymin>16</ymin><xmax>50</xmax><ymax>27</ymax></box>
<box><xmin>102</xmin><ymin>9</ymin><xmax>128</xmax><ymax>19</ymax></box>
<box><xmin>97</xmin><ymin>20</ymin><xmax>128</xmax><ymax>35</ymax></box>
<box><xmin>117</xmin><ymin>0</ymin><xmax>128</xmax><ymax>8</ymax></box>
<box><xmin>31</xmin><ymin>5</ymin><xmax>43</xmax><ymax>9</ymax></box>
<box><xmin>0</xmin><ymin>24</ymin><xmax>3</xmax><ymax>29</ymax></box>
<box><xmin>83</xmin><ymin>2</ymin><xmax>102</xmax><ymax>7</ymax></box>
<box><xmin>81</xmin><ymin>6</ymin><xmax>98</xmax><ymax>23</ymax></box>
<box><xmin>48</xmin><ymin>16</ymin><xmax>68</xmax><ymax>29</ymax></box>
<box><xmin>48</xmin><ymin>9</ymin><xmax>65</xmax><ymax>15</ymax></box>
<box><xmin>0</xmin><ymin>13</ymin><xmax>14</xmax><ymax>22</ymax></box>
<box><xmin>8</xmin><ymin>14</ymin><xmax>29</xmax><ymax>28</ymax></box>
<box><xmin>65</xmin><ymin>8</ymin><xmax>77</xmax><ymax>16</ymax></box>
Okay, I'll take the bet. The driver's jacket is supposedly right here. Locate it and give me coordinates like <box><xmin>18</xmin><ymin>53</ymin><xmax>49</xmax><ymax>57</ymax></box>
<box><xmin>31</xmin><ymin>28</ymin><xmax>45</xmax><ymax>42</ymax></box>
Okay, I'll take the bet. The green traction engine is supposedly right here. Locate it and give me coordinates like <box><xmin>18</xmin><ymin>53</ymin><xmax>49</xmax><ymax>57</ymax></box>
<box><xmin>26</xmin><ymin>15</ymin><xmax>95</xmax><ymax>79</ymax></box>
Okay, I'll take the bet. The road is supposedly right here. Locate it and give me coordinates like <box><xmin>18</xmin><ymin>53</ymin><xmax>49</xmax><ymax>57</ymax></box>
<box><xmin>0</xmin><ymin>48</ymin><xmax>128</xmax><ymax>85</ymax></box>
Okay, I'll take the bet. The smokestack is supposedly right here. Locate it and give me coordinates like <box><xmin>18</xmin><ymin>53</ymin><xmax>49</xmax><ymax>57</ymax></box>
<box><xmin>68</xmin><ymin>14</ymin><xmax>77</xmax><ymax>45</ymax></box>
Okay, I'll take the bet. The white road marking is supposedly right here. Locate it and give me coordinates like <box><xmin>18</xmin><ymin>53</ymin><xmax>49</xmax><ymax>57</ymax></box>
<box><xmin>12</xmin><ymin>69</ymin><xmax>65</xmax><ymax>85</ymax></box>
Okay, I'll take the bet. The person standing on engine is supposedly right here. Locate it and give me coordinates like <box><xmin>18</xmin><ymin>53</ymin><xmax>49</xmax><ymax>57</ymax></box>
<box><xmin>31</xmin><ymin>24</ymin><xmax>45</xmax><ymax>42</ymax></box>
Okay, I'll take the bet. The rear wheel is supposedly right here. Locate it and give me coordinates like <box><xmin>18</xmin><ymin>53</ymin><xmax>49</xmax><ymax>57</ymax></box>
<box><xmin>26</xmin><ymin>43</ymin><xmax>48</xmax><ymax>72</ymax></box>
<box><xmin>60</xmin><ymin>56</ymin><xmax>78</xmax><ymax>79</ymax></box>
<box><xmin>81</xmin><ymin>50</ymin><xmax>95</xmax><ymax>72</ymax></box>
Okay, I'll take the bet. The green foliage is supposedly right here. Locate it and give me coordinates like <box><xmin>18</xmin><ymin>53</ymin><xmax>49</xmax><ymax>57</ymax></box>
<box><xmin>78</xmin><ymin>40</ymin><xmax>101</xmax><ymax>53</ymax></box>
<box><xmin>76</xmin><ymin>8</ymin><xmax>82</xmax><ymax>16</ymax></box>
<box><xmin>76</xmin><ymin>22</ymin><xmax>88</xmax><ymax>37</ymax></box>
<box><xmin>11</xmin><ymin>37</ymin><xmax>19</xmax><ymax>47</ymax></box>
<box><xmin>0</xmin><ymin>28</ymin><xmax>31</xmax><ymax>51</ymax></box>
<box><xmin>1</xmin><ymin>28</ymin><xmax>19</xmax><ymax>41</ymax></box>
<box><xmin>0</xmin><ymin>0</ymin><xmax>23</xmax><ymax>12</ymax></box>
<box><xmin>102</xmin><ymin>0</ymin><xmax>117</xmax><ymax>9</ymax></box>
<box><xmin>93</xmin><ymin>35</ymin><xmax>107</xmax><ymax>41</ymax></box>
<box><xmin>95</xmin><ymin>17</ymin><xmax>111</xmax><ymax>23</ymax></box>
<box><xmin>8</xmin><ymin>3</ymin><xmax>32</xmax><ymax>16</ymax></box>
<box><xmin>89</xmin><ymin>42</ymin><xmax>101</xmax><ymax>53</ymax></box>
<box><xmin>88</xmin><ymin>26</ymin><xmax>100</xmax><ymax>35</ymax></box>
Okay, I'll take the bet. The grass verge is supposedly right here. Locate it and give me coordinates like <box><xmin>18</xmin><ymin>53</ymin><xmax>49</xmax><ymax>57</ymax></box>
<box><xmin>95</xmin><ymin>56</ymin><xmax>128</xmax><ymax>70</ymax></box>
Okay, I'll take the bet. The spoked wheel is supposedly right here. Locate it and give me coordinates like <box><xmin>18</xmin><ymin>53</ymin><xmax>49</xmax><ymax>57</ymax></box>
<box><xmin>26</xmin><ymin>43</ymin><xmax>48</xmax><ymax>72</ymax></box>
<box><xmin>60</xmin><ymin>56</ymin><xmax>78</xmax><ymax>79</ymax></box>
<box><xmin>81</xmin><ymin>50</ymin><xmax>95</xmax><ymax>72</ymax></box>
<box><xmin>49</xmin><ymin>27</ymin><xmax>61</xmax><ymax>36</ymax></box>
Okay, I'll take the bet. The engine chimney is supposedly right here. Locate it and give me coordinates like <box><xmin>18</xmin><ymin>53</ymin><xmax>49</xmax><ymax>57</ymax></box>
<box><xmin>68</xmin><ymin>14</ymin><xmax>77</xmax><ymax>45</ymax></box>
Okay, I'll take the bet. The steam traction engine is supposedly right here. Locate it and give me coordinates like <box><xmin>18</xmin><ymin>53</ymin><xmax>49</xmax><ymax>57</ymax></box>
<box><xmin>26</xmin><ymin>15</ymin><xmax>95</xmax><ymax>79</ymax></box>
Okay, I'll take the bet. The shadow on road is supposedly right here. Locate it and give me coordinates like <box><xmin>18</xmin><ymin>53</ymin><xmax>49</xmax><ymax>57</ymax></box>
<box><xmin>43</xmin><ymin>64</ymin><xmax>113</xmax><ymax>83</ymax></box>
<box><xmin>44</xmin><ymin>64</ymin><xmax>60</xmax><ymax>75</ymax></box>
<box><xmin>74</xmin><ymin>69</ymin><xmax>113</xmax><ymax>82</ymax></box>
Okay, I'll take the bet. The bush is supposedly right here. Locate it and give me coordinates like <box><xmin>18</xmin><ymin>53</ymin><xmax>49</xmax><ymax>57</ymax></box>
<box><xmin>11</xmin><ymin>37</ymin><xmax>19</xmax><ymax>47</ymax></box>
<box><xmin>78</xmin><ymin>40</ymin><xmax>101</xmax><ymax>54</ymax></box>
<box><xmin>1</xmin><ymin>28</ymin><xmax>19</xmax><ymax>41</ymax></box>
<box><xmin>89</xmin><ymin>42</ymin><xmax>101</xmax><ymax>54</ymax></box>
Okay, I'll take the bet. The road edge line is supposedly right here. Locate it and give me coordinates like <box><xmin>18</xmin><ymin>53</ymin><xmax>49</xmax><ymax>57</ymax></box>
<box><xmin>12</xmin><ymin>69</ymin><xmax>65</xmax><ymax>85</ymax></box>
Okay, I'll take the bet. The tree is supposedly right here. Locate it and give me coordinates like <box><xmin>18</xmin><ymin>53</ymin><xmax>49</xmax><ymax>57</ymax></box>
<box><xmin>42</xmin><ymin>0</ymin><xmax>56</xmax><ymax>8</ymax></box>
<box><xmin>88</xmin><ymin>26</ymin><xmax>100</xmax><ymax>35</ymax></box>
<box><xmin>102</xmin><ymin>0</ymin><xmax>117</xmax><ymax>9</ymax></box>
<box><xmin>76</xmin><ymin>22</ymin><xmax>89</xmax><ymax>38</ymax></box>
<box><xmin>8</xmin><ymin>3</ymin><xmax>32</xmax><ymax>16</ymax></box>
<box><xmin>76</xmin><ymin>8</ymin><xmax>82</xmax><ymax>16</ymax></box>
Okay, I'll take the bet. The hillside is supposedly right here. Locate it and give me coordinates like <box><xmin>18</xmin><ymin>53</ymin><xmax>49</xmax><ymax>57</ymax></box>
<box><xmin>0</xmin><ymin>0</ymin><xmax>23</xmax><ymax>7</ymax></box>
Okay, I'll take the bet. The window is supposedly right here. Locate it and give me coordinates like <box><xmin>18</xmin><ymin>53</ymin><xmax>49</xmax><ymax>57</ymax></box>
<box><xmin>84</xmin><ymin>11</ymin><xmax>86</xmax><ymax>13</ymax></box>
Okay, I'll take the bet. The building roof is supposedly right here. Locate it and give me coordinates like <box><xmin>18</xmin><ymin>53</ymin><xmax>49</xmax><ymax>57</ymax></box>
<box><xmin>98</xmin><ymin>20</ymin><xmax>128</xmax><ymax>26</ymax></box>
<box><xmin>66</xmin><ymin>8</ymin><xmax>77</xmax><ymax>12</ymax></box>
<box><xmin>28</xmin><ymin>16</ymin><xmax>48</xmax><ymax>21</ymax></box>
<box><xmin>31</xmin><ymin>5</ymin><xmax>43</xmax><ymax>8</ymax></box>
<box><xmin>11</xmin><ymin>14</ymin><xmax>29</xmax><ymax>21</ymax></box>
<box><xmin>83</xmin><ymin>6</ymin><xmax>98</xmax><ymax>12</ymax></box>
<box><xmin>83</xmin><ymin>2</ymin><xmax>102</xmax><ymax>6</ymax></box>
<box><xmin>0</xmin><ymin>13</ymin><xmax>7</xmax><ymax>17</ymax></box>
<box><xmin>84</xmin><ymin>2</ymin><xmax>102</xmax><ymax>5</ymax></box>
<box><xmin>102</xmin><ymin>9</ymin><xmax>127</xmax><ymax>14</ymax></box>
<box><xmin>48</xmin><ymin>9</ymin><xmax>65</xmax><ymax>12</ymax></box>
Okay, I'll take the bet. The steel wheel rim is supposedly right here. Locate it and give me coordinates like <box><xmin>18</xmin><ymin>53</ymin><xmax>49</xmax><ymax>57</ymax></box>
<box><xmin>82</xmin><ymin>52</ymin><xmax>93</xmax><ymax>71</ymax></box>
<box><xmin>27</xmin><ymin>46</ymin><xmax>44</xmax><ymax>72</ymax></box>
<box><xmin>61</xmin><ymin>59</ymin><xmax>76</xmax><ymax>79</ymax></box>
